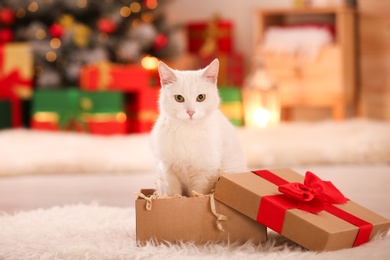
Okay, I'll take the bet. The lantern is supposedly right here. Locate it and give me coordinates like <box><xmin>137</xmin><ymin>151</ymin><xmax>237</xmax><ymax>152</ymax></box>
<box><xmin>243</xmin><ymin>61</ymin><xmax>280</xmax><ymax>127</ymax></box>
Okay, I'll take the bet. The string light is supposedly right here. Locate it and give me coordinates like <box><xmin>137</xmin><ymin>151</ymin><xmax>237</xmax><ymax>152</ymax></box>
<box><xmin>16</xmin><ymin>8</ymin><xmax>26</xmax><ymax>18</ymax></box>
<box><xmin>141</xmin><ymin>55</ymin><xmax>158</xmax><ymax>70</ymax></box>
<box><xmin>120</xmin><ymin>6</ymin><xmax>131</xmax><ymax>17</ymax></box>
<box><xmin>130</xmin><ymin>2</ymin><xmax>141</xmax><ymax>13</ymax></box>
<box><xmin>35</xmin><ymin>29</ymin><xmax>46</xmax><ymax>40</ymax></box>
<box><xmin>116</xmin><ymin>112</ymin><xmax>127</xmax><ymax>123</ymax></box>
<box><xmin>50</xmin><ymin>38</ymin><xmax>61</xmax><ymax>49</ymax></box>
<box><xmin>131</xmin><ymin>19</ymin><xmax>140</xmax><ymax>29</ymax></box>
<box><xmin>46</xmin><ymin>51</ymin><xmax>57</xmax><ymax>62</ymax></box>
<box><xmin>28</xmin><ymin>2</ymin><xmax>39</xmax><ymax>12</ymax></box>
<box><xmin>141</xmin><ymin>12</ymin><xmax>154</xmax><ymax>23</ymax></box>
<box><xmin>76</xmin><ymin>0</ymin><xmax>87</xmax><ymax>8</ymax></box>
<box><xmin>146</xmin><ymin>0</ymin><xmax>158</xmax><ymax>9</ymax></box>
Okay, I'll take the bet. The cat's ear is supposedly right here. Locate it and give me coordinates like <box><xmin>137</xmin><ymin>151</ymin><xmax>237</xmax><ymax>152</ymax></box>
<box><xmin>158</xmin><ymin>61</ymin><xmax>176</xmax><ymax>86</ymax></box>
<box><xmin>202</xmin><ymin>59</ymin><xmax>219</xmax><ymax>85</ymax></box>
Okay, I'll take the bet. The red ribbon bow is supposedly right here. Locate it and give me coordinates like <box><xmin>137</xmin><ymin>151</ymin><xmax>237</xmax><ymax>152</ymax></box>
<box><xmin>254</xmin><ymin>169</ymin><xmax>373</xmax><ymax>247</ymax></box>
<box><xmin>0</xmin><ymin>44</ymin><xmax>32</xmax><ymax>127</ymax></box>
<box><xmin>278</xmin><ymin>171</ymin><xmax>348</xmax><ymax>213</ymax></box>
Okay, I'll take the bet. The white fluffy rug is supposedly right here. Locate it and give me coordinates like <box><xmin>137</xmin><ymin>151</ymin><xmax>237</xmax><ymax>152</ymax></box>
<box><xmin>0</xmin><ymin>204</ymin><xmax>389</xmax><ymax>260</ymax></box>
<box><xmin>0</xmin><ymin>119</ymin><xmax>389</xmax><ymax>176</ymax></box>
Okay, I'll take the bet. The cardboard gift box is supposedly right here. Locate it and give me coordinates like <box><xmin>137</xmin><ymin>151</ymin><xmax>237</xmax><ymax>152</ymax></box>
<box><xmin>31</xmin><ymin>88</ymin><xmax>127</xmax><ymax>135</ymax></box>
<box><xmin>136</xmin><ymin>189</ymin><xmax>267</xmax><ymax>245</ymax></box>
<box><xmin>0</xmin><ymin>43</ymin><xmax>33</xmax><ymax>127</ymax></box>
<box><xmin>219</xmin><ymin>86</ymin><xmax>244</xmax><ymax>126</ymax></box>
<box><xmin>214</xmin><ymin>168</ymin><xmax>390</xmax><ymax>251</ymax></box>
<box><xmin>79</xmin><ymin>62</ymin><xmax>158</xmax><ymax>92</ymax></box>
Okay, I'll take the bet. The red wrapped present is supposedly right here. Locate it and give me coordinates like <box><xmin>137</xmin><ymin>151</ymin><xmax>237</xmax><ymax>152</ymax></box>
<box><xmin>83</xmin><ymin>113</ymin><xmax>127</xmax><ymax>135</ymax></box>
<box><xmin>0</xmin><ymin>43</ymin><xmax>33</xmax><ymax>127</ymax></box>
<box><xmin>214</xmin><ymin>168</ymin><xmax>390</xmax><ymax>251</ymax></box>
<box><xmin>126</xmin><ymin>87</ymin><xmax>159</xmax><ymax>133</ymax></box>
<box><xmin>79</xmin><ymin>62</ymin><xmax>160</xmax><ymax>133</ymax></box>
<box><xmin>79</xmin><ymin>61</ymin><xmax>159</xmax><ymax>92</ymax></box>
<box><xmin>199</xmin><ymin>53</ymin><xmax>244</xmax><ymax>86</ymax></box>
<box><xmin>187</xmin><ymin>17</ymin><xmax>233</xmax><ymax>56</ymax></box>
<box><xmin>31</xmin><ymin>113</ymin><xmax>128</xmax><ymax>135</ymax></box>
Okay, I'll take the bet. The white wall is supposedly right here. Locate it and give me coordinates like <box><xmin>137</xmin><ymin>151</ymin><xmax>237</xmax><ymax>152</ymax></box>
<box><xmin>164</xmin><ymin>0</ymin><xmax>293</xmax><ymax>71</ymax></box>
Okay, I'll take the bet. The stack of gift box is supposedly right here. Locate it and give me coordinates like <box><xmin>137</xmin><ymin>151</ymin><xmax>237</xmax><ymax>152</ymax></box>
<box><xmin>78</xmin><ymin>62</ymin><xmax>160</xmax><ymax>134</ymax></box>
<box><xmin>30</xmin><ymin>62</ymin><xmax>160</xmax><ymax>135</ymax></box>
<box><xmin>136</xmin><ymin>168</ymin><xmax>390</xmax><ymax>251</ymax></box>
<box><xmin>2</xmin><ymin>15</ymin><xmax>247</xmax><ymax>134</ymax></box>
<box><xmin>187</xmin><ymin>16</ymin><xmax>245</xmax><ymax>127</ymax></box>
<box><xmin>0</xmin><ymin>41</ymin><xmax>161</xmax><ymax>135</ymax></box>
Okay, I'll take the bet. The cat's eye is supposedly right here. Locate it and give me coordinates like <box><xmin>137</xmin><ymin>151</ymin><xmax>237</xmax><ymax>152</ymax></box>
<box><xmin>196</xmin><ymin>94</ymin><xmax>206</xmax><ymax>102</ymax></box>
<box><xmin>174</xmin><ymin>95</ymin><xmax>185</xmax><ymax>103</ymax></box>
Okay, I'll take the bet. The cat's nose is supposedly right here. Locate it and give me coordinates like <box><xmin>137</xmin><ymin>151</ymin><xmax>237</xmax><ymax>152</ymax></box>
<box><xmin>187</xmin><ymin>111</ymin><xmax>195</xmax><ymax>118</ymax></box>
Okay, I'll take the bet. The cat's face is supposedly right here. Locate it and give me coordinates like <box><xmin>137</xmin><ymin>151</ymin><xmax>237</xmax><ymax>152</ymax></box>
<box><xmin>158</xmin><ymin>59</ymin><xmax>220</xmax><ymax>122</ymax></box>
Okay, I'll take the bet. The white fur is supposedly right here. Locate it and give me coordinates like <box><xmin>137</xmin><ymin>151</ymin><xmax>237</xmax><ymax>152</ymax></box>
<box><xmin>150</xmin><ymin>59</ymin><xmax>246</xmax><ymax>196</ymax></box>
<box><xmin>0</xmin><ymin>119</ymin><xmax>389</xmax><ymax>176</ymax></box>
<box><xmin>1</xmin><ymin>204</ymin><xmax>389</xmax><ymax>259</ymax></box>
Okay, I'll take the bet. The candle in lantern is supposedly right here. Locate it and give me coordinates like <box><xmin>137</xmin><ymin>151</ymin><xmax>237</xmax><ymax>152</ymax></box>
<box><xmin>243</xmin><ymin>60</ymin><xmax>280</xmax><ymax>127</ymax></box>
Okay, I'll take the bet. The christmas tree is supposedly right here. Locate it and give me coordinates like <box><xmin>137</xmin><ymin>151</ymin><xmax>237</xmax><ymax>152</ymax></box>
<box><xmin>0</xmin><ymin>0</ymin><xmax>179</xmax><ymax>88</ymax></box>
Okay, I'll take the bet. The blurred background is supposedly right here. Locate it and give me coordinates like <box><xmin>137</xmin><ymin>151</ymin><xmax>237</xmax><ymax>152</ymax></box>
<box><xmin>1</xmin><ymin>0</ymin><xmax>388</xmax><ymax>134</ymax></box>
<box><xmin>1</xmin><ymin>0</ymin><xmax>390</xmax><ymax>217</ymax></box>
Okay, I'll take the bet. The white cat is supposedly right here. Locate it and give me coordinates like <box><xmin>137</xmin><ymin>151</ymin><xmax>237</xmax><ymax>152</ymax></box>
<box><xmin>150</xmin><ymin>59</ymin><xmax>247</xmax><ymax>197</ymax></box>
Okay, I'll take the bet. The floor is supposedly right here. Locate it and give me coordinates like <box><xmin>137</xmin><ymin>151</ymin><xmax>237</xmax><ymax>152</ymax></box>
<box><xmin>0</xmin><ymin>164</ymin><xmax>389</xmax><ymax>219</ymax></box>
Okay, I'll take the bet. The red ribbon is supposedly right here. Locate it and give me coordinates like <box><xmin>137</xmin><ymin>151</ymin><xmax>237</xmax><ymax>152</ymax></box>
<box><xmin>254</xmin><ymin>170</ymin><xmax>373</xmax><ymax>247</ymax></box>
<box><xmin>0</xmin><ymin>44</ymin><xmax>32</xmax><ymax>127</ymax></box>
<box><xmin>278</xmin><ymin>171</ymin><xmax>348</xmax><ymax>213</ymax></box>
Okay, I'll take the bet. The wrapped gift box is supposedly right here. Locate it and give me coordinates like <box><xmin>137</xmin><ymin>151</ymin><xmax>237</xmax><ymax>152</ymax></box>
<box><xmin>218</xmin><ymin>86</ymin><xmax>244</xmax><ymax>126</ymax></box>
<box><xmin>199</xmin><ymin>53</ymin><xmax>244</xmax><ymax>86</ymax></box>
<box><xmin>31</xmin><ymin>88</ymin><xmax>127</xmax><ymax>135</ymax></box>
<box><xmin>0</xmin><ymin>100</ymin><xmax>12</xmax><ymax>129</ymax></box>
<box><xmin>214</xmin><ymin>168</ymin><xmax>390</xmax><ymax>251</ymax></box>
<box><xmin>0</xmin><ymin>43</ymin><xmax>33</xmax><ymax>127</ymax></box>
<box><xmin>125</xmin><ymin>87</ymin><xmax>159</xmax><ymax>133</ymax></box>
<box><xmin>79</xmin><ymin>62</ymin><xmax>158</xmax><ymax>92</ymax></box>
<box><xmin>31</xmin><ymin>88</ymin><xmax>79</xmax><ymax>132</ymax></box>
<box><xmin>187</xmin><ymin>19</ymin><xmax>233</xmax><ymax>55</ymax></box>
<box><xmin>79</xmin><ymin>62</ymin><xmax>159</xmax><ymax>133</ymax></box>
<box><xmin>136</xmin><ymin>189</ymin><xmax>267</xmax><ymax>245</ymax></box>
<box><xmin>80</xmin><ymin>91</ymin><xmax>127</xmax><ymax>135</ymax></box>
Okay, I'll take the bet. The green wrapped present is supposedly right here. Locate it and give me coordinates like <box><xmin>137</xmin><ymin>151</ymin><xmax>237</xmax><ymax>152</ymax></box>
<box><xmin>219</xmin><ymin>86</ymin><xmax>244</xmax><ymax>126</ymax></box>
<box><xmin>31</xmin><ymin>88</ymin><xmax>82</xmax><ymax>130</ymax></box>
<box><xmin>0</xmin><ymin>100</ymin><xmax>12</xmax><ymax>129</ymax></box>
<box><xmin>31</xmin><ymin>88</ymin><xmax>127</xmax><ymax>135</ymax></box>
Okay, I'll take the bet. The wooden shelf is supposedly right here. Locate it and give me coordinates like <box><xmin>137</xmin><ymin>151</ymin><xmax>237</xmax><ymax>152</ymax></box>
<box><xmin>252</xmin><ymin>7</ymin><xmax>357</xmax><ymax>121</ymax></box>
<box><xmin>358</xmin><ymin>0</ymin><xmax>390</xmax><ymax>120</ymax></box>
